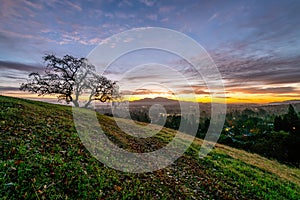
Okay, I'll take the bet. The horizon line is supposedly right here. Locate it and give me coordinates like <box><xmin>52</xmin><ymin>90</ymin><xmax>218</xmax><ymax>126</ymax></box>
<box><xmin>1</xmin><ymin>93</ymin><xmax>300</xmax><ymax>105</ymax></box>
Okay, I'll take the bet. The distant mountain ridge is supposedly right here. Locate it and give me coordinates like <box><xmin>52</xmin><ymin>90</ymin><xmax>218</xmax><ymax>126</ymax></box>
<box><xmin>131</xmin><ymin>97</ymin><xmax>179</xmax><ymax>104</ymax></box>
<box><xmin>268</xmin><ymin>99</ymin><xmax>300</xmax><ymax>105</ymax></box>
<box><xmin>131</xmin><ymin>97</ymin><xmax>300</xmax><ymax>105</ymax></box>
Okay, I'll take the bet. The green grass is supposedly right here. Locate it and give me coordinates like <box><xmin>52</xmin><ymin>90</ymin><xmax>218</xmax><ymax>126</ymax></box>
<box><xmin>0</xmin><ymin>95</ymin><xmax>299</xmax><ymax>199</ymax></box>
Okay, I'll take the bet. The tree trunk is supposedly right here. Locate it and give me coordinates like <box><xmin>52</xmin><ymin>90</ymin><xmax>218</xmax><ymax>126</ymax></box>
<box><xmin>84</xmin><ymin>100</ymin><xmax>92</xmax><ymax>108</ymax></box>
<box><xmin>72</xmin><ymin>100</ymin><xmax>79</xmax><ymax>107</ymax></box>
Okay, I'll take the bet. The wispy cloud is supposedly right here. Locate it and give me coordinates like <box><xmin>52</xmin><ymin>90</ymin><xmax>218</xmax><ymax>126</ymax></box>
<box><xmin>214</xmin><ymin>54</ymin><xmax>300</xmax><ymax>87</ymax></box>
<box><xmin>208</xmin><ymin>13</ymin><xmax>218</xmax><ymax>22</ymax></box>
<box><xmin>23</xmin><ymin>0</ymin><xmax>43</xmax><ymax>10</ymax></box>
<box><xmin>0</xmin><ymin>86</ymin><xmax>20</xmax><ymax>91</ymax></box>
<box><xmin>0</xmin><ymin>0</ymin><xmax>21</xmax><ymax>18</ymax></box>
<box><xmin>0</xmin><ymin>61</ymin><xmax>42</xmax><ymax>72</ymax></box>
<box><xmin>237</xmin><ymin>87</ymin><xmax>299</xmax><ymax>94</ymax></box>
<box><xmin>65</xmin><ymin>0</ymin><xmax>82</xmax><ymax>11</ymax></box>
<box><xmin>139</xmin><ymin>0</ymin><xmax>156</xmax><ymax>7</ymax></box>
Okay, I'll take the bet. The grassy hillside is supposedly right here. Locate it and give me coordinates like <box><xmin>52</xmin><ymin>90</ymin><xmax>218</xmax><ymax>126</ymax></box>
<box><xmin>1</xmin><ymin>95</ymin><xmax>299</xmax><ymax>199</ymax></box>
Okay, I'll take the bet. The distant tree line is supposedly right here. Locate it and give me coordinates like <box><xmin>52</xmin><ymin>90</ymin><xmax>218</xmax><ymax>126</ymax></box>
<box><xmin>274</xmin><ymin>104</ymin><xmax>300</xmax><ymax>135</ymax></box>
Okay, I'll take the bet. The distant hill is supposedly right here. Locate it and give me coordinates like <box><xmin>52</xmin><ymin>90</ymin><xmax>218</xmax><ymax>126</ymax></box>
<box><xmin>1</xmin><ymin>95</ymin><xmax>299</xmax><ymax>199</ymax></box>
<box><xmin>131</xmin><ymin>97</ymin><xmax>179</xmax><ymax>105</ymax></box>
<box><xmin>268</xmin><ymin>99</ymin><xmax>300</xmax><ymax>106</ymax></box>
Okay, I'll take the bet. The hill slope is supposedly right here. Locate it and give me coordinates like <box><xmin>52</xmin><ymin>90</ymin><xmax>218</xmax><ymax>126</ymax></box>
<box><xmin>0</xmin><ymin>95</ymin><xmax>299</xmax><ymax>199</ymax></box>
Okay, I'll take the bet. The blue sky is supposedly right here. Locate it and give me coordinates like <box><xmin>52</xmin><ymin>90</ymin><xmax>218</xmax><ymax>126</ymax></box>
<box><xmin>0</xmin><ymin>0</ymin><xmax>300</xmax><ymax>103</ymax></box>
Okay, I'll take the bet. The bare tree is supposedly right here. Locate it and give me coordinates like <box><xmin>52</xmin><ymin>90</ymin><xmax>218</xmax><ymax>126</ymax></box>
<box><xmin>20</xmin><ymin>54</ymin><xmax>118</xmax><ymax>108</ymax></box>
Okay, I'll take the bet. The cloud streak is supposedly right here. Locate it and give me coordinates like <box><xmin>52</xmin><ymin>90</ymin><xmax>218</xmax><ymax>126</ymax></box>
<box><xmin>214</xmin><ymin>54</ymin><xmax>300</xmax><ymax>87</ymax></box>
<box><xmin>0</xmin><ymin>61</ymin><xmax>43</xmax><ymax>72</ymax></box>
<box><xmin>0</xmin><ymin>86</ymin><xmax>19</xmax><ymax>91</ymax></box>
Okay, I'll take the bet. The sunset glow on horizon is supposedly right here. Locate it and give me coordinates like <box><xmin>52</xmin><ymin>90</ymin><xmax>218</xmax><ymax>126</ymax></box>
<box><xmin>2</xmin><ymin>90</ymin><xmax>299</xmax><ymax>105</ymax></box>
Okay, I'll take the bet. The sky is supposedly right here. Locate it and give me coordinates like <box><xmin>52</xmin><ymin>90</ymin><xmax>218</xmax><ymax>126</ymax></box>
<box><xmin>0</xmin><ymin>0</ymin><xmax>300</xmax><ymax>104</ymax></box>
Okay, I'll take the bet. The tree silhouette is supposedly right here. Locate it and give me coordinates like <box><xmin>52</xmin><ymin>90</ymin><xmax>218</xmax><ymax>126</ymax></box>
<box><xmin>273</xmin><ymin>104</ymin><xmax>299</xmax><ymax>135</ymax></box>
<box><xmin>274</xmin><ymin>115</ymin><xmax>283</xmax><ymax>132</ymax></box>
<box><xmin>20</xmin><ymin>54</ymin><xmax>118</xmax><ymax>108</ymax></box>
<box><xmin>286</xmin><ymin>104</ymin><xmax>299</xmax><ymax>134</ymax></box>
